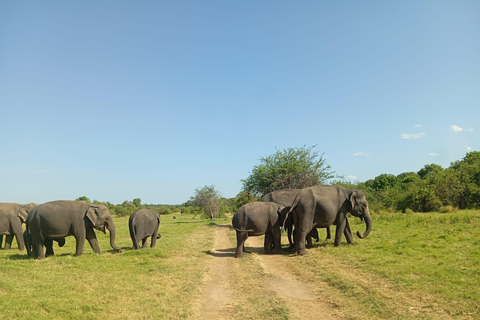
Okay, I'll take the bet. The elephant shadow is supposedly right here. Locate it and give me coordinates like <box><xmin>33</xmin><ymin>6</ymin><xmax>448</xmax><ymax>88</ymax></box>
<box><xmin>7</xmin><ymin>254</ymin><xmax>31</xmax><ymax>260</ymax></box>
<box><xmin>204</xmin><ymin>248</ymin><xmax>235</xmax><ymax>258</ymax></box>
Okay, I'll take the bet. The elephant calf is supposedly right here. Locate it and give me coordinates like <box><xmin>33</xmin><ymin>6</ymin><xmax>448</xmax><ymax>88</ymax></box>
<box><xmin>232</xmin><ymin>202</ymin><xmax>287</xmax><ymax>258</ymax></box>
<box><xmin>129</xmin><ymin>209</ymin><xmax>162</xmax><ymax>249</ymax></box>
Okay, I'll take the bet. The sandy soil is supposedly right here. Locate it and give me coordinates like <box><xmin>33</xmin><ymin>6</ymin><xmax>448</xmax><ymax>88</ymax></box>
<box><xmin>193</xmin><ymin>224</ymin><xmax>343</xmax><ymax>319</ymax></box>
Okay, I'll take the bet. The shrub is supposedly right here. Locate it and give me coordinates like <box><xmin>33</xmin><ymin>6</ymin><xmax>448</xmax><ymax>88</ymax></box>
<box><xmin>439</xmin><ymin>205</ymin><xmax>456</xmax><ymax>213</ymax></box>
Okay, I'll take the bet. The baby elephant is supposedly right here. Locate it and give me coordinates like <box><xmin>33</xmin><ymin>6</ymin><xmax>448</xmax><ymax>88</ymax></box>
<box><xmin>232</xmin><ymin>202</ymin><xmax>288</xmax><ymax>258</ymax></box>
<box><xmin>129</xmin><ymin>209</ymin><xmax>162</xmax><ymax>249</ymax></box>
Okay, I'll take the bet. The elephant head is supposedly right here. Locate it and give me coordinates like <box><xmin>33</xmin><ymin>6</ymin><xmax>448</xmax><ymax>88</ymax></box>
<box><xmin>18</xmin><ymin>203</ymin><xmax>36</xmax><ymax>223</ymax></box>
<box><xmin>348</xmin><ymin>190</ymin><xmax>372</xmax><ymax>239</ymax></box>
<box><xmin>86</xmin><ymin>205</ymin><xmax>122</xmax><ymax>252</ymax></box>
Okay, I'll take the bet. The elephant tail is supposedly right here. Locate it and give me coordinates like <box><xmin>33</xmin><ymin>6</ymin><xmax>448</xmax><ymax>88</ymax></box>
<box><xmin>233</xmin><ymin>226</ymin><xmax>254</xmax><ymax>233</ymax></box>
<box><xmin>128</xmin><ymin>218</ymin><xmax>139</xmax><ymax>249</ymax></box>
<box><xmin>282</xmin><ymin>194</ymin><xmax>301</xmax><ymax>231</ymax></box>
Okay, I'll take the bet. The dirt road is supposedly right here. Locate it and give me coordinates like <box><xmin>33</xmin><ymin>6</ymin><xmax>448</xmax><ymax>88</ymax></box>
<box><xmin>193</xmin><ymin>224</ymin><xmax>342</xmax><ymax>319</ymax></box>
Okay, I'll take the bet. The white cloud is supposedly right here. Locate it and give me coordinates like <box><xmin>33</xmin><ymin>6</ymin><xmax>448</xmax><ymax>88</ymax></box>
<box><xmin>451</xmin><ymin>125</ymin><xmax>463</xmax><ymax>132</ymax></box>
<box><xmin>415</xmin><ymin>124</ymin><xmax>422</xmax><ymax>128</ymax></box>
<box><xmin>353</xmin><ymin>152</ymin><xmax>371</xmax><ymax>156</ymax></box>
<box><xmin>401</xmin><ymin>132</ymin><xmax>426</xmax><ymax>139</ymax></box>
<box><xmin>429</xmin><ymin>152</ymin><xmax>439</xmax><ymax>156</ymax></box>
<box><xmin>467</xmin><ymin>128</ymin><xmax>474</xmax><ymax>132</ymax></box>
<box><xmin>347</xmin><ymin>175</ymin><xmax>358</xmax><ymax>180</ymax></box>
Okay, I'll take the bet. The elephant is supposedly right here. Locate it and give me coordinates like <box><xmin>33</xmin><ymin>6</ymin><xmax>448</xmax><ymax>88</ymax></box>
<box><xmin>261</xmin><ymin>189</ymin><xmax>331</xmax><ymax>249</ymax></box>
<box><xmin>129</xmin><ymin>208</ymin><xmax>162</xmax><ymax>249</ymax></box>
<box><xmin>23</xmin><ymin>230</ymin><xmax>65</xmax><ymax>257</ymax></box>
<box><xmin>26</xmin><ymin>200</ymin><xmax>122</xmax><ymax>259</ymax></box>
<box><xmin>232</xmin><ymin>201</ymin><xmax>288</xmax><ymax>258</ymax></box>
<box><xmin>0</xmin><ymin>203</ymin><xmax>36</xmax><ymax>250</ymax></box>
<box><xmin>286</xmin><ymin>185</ymin><xmax>372</xmax><ymax>255</ymax></box>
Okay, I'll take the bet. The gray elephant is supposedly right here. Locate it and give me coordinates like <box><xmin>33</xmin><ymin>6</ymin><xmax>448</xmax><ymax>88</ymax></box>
<box><xmin>261</xmin><ymin>189</ymin><xmax>331</xmax><ymax>249</ymax></box>
<box><xmin>287</xmin><ymin>185</ymin><xmax>372</xmax><ymax>255</ymax></box>
<box><xmin>129</xmin><ymin>208</ymin><xmax>162</xmax><ymax>249</ymax></box>
<box><xmin>0</xmin><ymin>203</ymin><xmax>36</xmax><ymax>250</ymax></box>
<box><xmin>26</xmin><ymin>200</ymin><xmax>122</xmax><ymax>259</ymax></box>
<box><xmin>232</xmin><ymin>201</ymin><xmax>287</xmax><ymax>258</ymax></box>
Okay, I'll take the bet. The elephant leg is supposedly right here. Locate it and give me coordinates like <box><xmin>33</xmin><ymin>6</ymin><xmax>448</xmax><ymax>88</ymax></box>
<box><xmin>264</xmin><ymin>231</ymin><xmax>273</xmax><ymax>253</ymax></box>
<box><xmin>141</xmin><ymin>238</ymin><xmax>148</xmax><ymax>248</ymax></box>
<box><xmin>4</xmin><ymin>234</ymin><xmax>14</xmax><ymax>250</ymax></box>
<box><xmin>334</xmin><ymin>215</ymin><xmax>347</xmax><ymax>247</ymax></box>
<box><xmin>296</xmin><ymin>211</ymin><xmax>313</xmax><ymax>256</ymax></box>
<box><xmin>325</xmin><ymin>226</ymin><xmax>331</xmax><ymax>241</ymax></box>
<box><xmin>235</xmin><ymin>231</ymin><xmax>247</xmax><ymax>258</ymax></box>
<box><xmin>23</xmin><ymin>231</ymin><xmax>31</xmax><ymax>256</ymax></box>
<box><xmin>74</xmin><ymin>230</ymin><xmax>87</xmax><ymax>256</ymax></box>
<box><xmin>151</xmin><ymin>230</ymin><xmax>158</xmax><ymax>248</ymax></box>
<box><xmin>0</xmin><ymin>234</ymin><xmax>3</xmax><ymax>248</ymax></box>
<box><xmin>287</xmin><ymin>226</ymin><xmax>294</xmax><ymax>249</ymax></box>
<box><xmin>272</xmin><ymin>228</ymin><xmax>281</xmax><ymax>254</ymax></box>
<box><xmin>344</xmin><ymin>218</ymin><xmax>354</xmax><ymax>244</ymax></box>
<box><xmin>35</xmin><ymin>241</ymin><xmax>45</xmax><ymax>259</ymax></box>
<box><xmin>45</xmin><ymin>239</ymin><xmax>54</xmax><ymax>257</ymax></box>
<box><xmin>86</xmin><ymin>227</ymin><xmax>100</xmax><ymax>254</ymax></box>
<box><xmin>306</xmin><ymin>231</ymin><xmax>313</xmax><ymax>249</ymax></box>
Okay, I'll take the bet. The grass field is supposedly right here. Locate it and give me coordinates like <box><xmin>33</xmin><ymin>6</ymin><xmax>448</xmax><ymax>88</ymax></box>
<box><xmin>0</xmin><ymin>211</ymin><xmax>479</xmax><ymax>319</ymax></box>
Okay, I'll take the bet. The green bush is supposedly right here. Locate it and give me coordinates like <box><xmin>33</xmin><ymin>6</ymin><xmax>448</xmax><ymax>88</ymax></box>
<box><xmin>439</xmin><ymin>205</ymin><xmax>456</xmax><ymax>213</ymax></box>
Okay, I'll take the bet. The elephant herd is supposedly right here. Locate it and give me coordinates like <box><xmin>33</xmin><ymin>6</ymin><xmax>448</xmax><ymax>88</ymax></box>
<box><xmin>0</xmin><ymin>201</ymin><xmax>162</xmax><ymax>259</ymax></box>
<box><xmin>232</xmin><ymin>185</ymin><xmax>372</xmax><ymax>257</ymax></box>
<box><xmin>1</xmin><ymin>185</ymin><xmax>371</xmax><ymax>259</ymax></box>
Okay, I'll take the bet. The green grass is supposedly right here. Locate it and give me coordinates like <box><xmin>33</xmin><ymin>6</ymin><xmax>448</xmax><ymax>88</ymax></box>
<box><xmin>296</xmin><ymin>210</ymin><xmax>480</xmax><ymax>319</ymax></box>
<box><xmin>1</xmin><ymin>211</ymin><xmax>479</xmax><ymax>319</ymax></box>
<box><xmin>0</xmin><ymin>214</ymin><xmax>214</xmax><ymax>320</ymax></box>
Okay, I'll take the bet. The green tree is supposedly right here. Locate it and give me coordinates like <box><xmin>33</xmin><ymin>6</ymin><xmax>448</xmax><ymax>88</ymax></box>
<box><xmin>75</xmin><ymin>196</ymin><xmax>91</xmax><ymax>203</ymax></box>
<box><xmin>133</xmin><ymin>198</ymin><xmax>142</xmax><ymax>207</ymax></box>
<box><xmin>242</xmin><ymin>146</ymin><xmax>337</xmax><ymax>196</ymax></box>
<box><xmin>418</xmin><ymin>164</ymin><xmax>443</xmax><ymax>179</ymax></box>
<box><xmin>191</xmin><ymin>185</ymin><xmax>221</xmax><ymax>219</ymax></box>
<box><xmin>233</xmin><ymin>191</ymin><xmax>258</xmax><ymax>211</ymax></box>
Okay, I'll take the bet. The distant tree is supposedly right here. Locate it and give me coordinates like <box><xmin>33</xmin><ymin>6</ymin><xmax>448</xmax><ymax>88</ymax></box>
<box><xmin>233</xmin><ymin>191</ymin><xmax>258</xmax><ymax>211</ymax></box>
<box><xmin>133</xmin><ymin>198</ymin><xmax>142</xmax><ymax>207</ymax></box>
<box><xmin>75</xmin><ymin>196</ymin><xmax>91</xmax><ymax>203</ymax></box>
<box><xmin>418</xmin><ymin>164</ymin><xmax>443</xmax><ymax>179</ymax></box>
<box><xmin>191</xmin><ymin>185</ymin><xmax>221</xmax><ymax>220</ymax></box>
<box><xmin>242</xmin><ymin>146</ymin><xmax>338</xmax><ymax>196</ymax></box>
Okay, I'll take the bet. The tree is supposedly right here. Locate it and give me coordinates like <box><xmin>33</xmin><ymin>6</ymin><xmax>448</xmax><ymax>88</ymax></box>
<box><xmin>75</xmin><ymin>196</ymin><xmax>91</xmax><ymax>203</ymax></box>
<box><xmin>191</xmin><ymin>185</ymin><xmax>221</xmax><ymax>219</ymax></box>
<box><xmin>242</xmin><ymin>146</ymin><xmax>337</xmax><ymax>196</ymax></box>
<box><xmin>133</xmin><ymin>198</ymin><xmax>142</xmax><ymax>207</ymax></box>
<box><xmin>233</xmin><ymin>191</ymin><xmax>258</xmax><ymax>211</ymax></box>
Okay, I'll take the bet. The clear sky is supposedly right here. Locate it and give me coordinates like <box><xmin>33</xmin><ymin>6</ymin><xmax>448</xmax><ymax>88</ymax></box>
<box><xmin>1</xmin><ymin>1</ymin><xmax>479</xmax><ymax>205</ymax></box>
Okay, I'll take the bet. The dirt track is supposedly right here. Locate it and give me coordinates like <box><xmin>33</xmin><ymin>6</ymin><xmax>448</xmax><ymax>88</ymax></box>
<box><xmin>193</xmin><ymin>224</ymin><xmax>342</xmax><ymax>319</ymax></box>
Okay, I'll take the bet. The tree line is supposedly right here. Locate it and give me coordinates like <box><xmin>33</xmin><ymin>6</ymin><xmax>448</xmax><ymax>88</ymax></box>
<box><xmin>77</xmin><ymin>147</ymin><xmax>480</xmax><ymax>217</ymax></box>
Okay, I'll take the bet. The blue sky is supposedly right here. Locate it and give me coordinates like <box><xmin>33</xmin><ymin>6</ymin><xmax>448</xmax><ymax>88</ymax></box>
<box><xmin>1</xmin><ymin>1</ymin><xmax>479</xmax><ymax>205</ymax></box>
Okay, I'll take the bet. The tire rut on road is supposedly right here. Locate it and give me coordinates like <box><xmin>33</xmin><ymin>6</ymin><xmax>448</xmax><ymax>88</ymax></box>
<box><xmin>248</xmin><ymin>236</ymin><xmax>344</xmax><ymax>319</ymax></box>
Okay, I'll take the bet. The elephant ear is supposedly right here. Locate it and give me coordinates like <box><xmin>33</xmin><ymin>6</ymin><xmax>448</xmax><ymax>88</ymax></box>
<box><xmin>18</xmin><ymin>208</ymin><xmax>29</xmax><ymax>223</ymax></box>
<box><xmin>349</xmin><ymin>192</ymin><xmax>357</xmax><ymax>212</ymax></box>
<box><xmin>86</xmin><ymin>206</ymin><xmax>98</xmax><ymax>225</ymax></box>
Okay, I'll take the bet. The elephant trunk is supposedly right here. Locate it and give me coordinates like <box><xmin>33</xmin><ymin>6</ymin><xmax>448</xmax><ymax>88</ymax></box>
<box><xmin>356</xmin><ymin>209</ymin><xmax>372</xmax><ymax>239</ymax></box>
<box><xmin>106</xmin><ymin>222</ymin><xmax>122</xmax><ymax>253</ymax></box>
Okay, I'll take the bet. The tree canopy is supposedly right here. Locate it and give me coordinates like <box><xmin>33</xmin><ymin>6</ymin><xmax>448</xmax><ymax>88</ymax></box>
<box><xmin>348</xmin><ymin>151</ymin><xmax>480</xmax><ymax>212</ymax></box>
<box><xmin>242</xmin><ymin>146</ymin><xmax>337</xmax><ymax>196</ymax></box>
<box><xmin>190</xmin><ymin>185</ymin><xmax>221</xmax><ymax>220</ymax></box>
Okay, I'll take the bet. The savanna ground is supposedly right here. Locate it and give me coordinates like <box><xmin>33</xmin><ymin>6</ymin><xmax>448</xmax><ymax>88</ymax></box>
<box><xmin>0</xmin><ymin>211</ymin><xmax>479</xmax><ymax>319</ymax></box>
